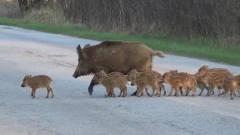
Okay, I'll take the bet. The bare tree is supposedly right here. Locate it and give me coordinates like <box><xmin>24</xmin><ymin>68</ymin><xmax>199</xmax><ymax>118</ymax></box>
<box><xmin>17</xmin><ymin>0</ymin><xmax>240</xmax><ymax>46</ymax></box>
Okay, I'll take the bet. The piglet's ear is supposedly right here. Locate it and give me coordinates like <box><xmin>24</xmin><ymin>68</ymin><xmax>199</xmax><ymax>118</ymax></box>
<box><xmin>24</xmin><ymin>75</ymin><xmax>32</xmax><ymax>79</ymax></box>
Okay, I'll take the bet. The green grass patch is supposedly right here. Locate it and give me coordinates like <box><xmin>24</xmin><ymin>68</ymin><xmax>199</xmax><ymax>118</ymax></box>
<box><xmin>0</xmin><ymin>17</ymin><xmax>239</xmax><ymax>66</ymax></box>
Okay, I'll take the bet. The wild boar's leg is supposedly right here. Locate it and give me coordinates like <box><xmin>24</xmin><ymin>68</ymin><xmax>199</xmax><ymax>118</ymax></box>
<box><xmin>88</xmin><ymin>77</ymin><xmax>99</xmax><ymax>95</ymax></box>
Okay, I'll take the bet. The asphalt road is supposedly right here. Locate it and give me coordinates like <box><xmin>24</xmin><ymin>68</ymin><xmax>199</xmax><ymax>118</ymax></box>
<box><xmin>0</xmin><ymin>25</ymin><xmax>240</xmax><ymax>135</ymax></box>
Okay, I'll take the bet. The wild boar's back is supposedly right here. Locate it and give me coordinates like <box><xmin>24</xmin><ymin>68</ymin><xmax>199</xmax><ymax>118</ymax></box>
<box><xmin>82</xmin><ymin>41</ymin><xmax>159</xmax><ymax>74</ymax></box>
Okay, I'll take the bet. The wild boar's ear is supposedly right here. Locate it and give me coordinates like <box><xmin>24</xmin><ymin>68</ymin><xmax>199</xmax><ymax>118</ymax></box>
<box><xmin>76</xmin><ymin>45</ymin><xmax>82</xmax><ymax>57</ymax></box>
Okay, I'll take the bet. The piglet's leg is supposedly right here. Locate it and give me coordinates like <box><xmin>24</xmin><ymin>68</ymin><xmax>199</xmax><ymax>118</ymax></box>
<box><xmin>46</xmin><ymin>89</ymin><xmax>50</xmax><ymax>98</ymax></box>
<box><xmin>31</xmin><ymin>91</ymin><xmax>33</xmax><ymax>97</ymax></box>
<box><xmin>160</xmin><ymin>84</ymin><xmax>166</xmax><ymax>96</ymax></box>
<box><xmin>32</xmin><ymin>88</ymin><xmax>36</xmax><ymax>99</ymax></box>
<box><xmin>230</xmin><ymin>89</ymin><xmax>234</xmax><ymax>100</ymax></box>
<box><xmin>238</xmin><ymin>89</ymin><xmax>240</xmax><ymax>98</ymax></box>
<box><xmin>198</xmin><ymin>88</ymin><xmax>204</xmax><ymax>96</ymax></box>
<box><xmin>47</xmin><ymin>86</ymin><xmax>54</xmax><ymax>98</ymax></box>
<box><xmin>136</xmin><ymin>87</ymin><xmax>143</xmax><ymax>97</ymax></box>
<box><xmin>145</xmin><ymin>88</ymin><xmax>151</xmax><ymax>97</ymax></box>
<box><xmin>207</xmin><ymin>85</ymin><xmax>214</xmax><ymax>96</ymax></box>
<box><xmin>168</xmin><ymin>87</ymin><xmax>174</xmax><ymax>96</ymax></box>
<box><xmin>46</xmin><ymin>87</ymin><xmax>50</xmax><ymax>98</ymax></box>
<box><xmin>122</xmin><ymin>86</ymin><xmax>127</xmax><ymax>97</ymax></box>
<box><xmin>223</xmin><ymin>89</ymin><xmax>229</xmax><ymax>97</ymax></box>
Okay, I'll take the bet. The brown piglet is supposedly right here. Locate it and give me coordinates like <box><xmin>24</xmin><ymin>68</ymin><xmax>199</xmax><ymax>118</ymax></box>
<box><xmin>223</xmin><ymin>75</ymin><xmax>240</xmax><ymax>100</ymax></box>
<box><xmin>95</xmin><ymin>71</ymin><xmax>128</xmax><ymax>97</ymax></box>
<box><xmin>21</xmin><ymin>75</ymin><xmax>54</xmax><ymax>98</ymax></box>
<box><xmin>128</xmin><ymin>69</ymin><xmax>164</xmax><ymax>97</ymax></box>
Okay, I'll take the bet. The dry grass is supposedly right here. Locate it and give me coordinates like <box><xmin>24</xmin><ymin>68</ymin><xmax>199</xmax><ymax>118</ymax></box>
<box><xmin>0</xmin><ymin>0</ymin><xmax>20</xmax><ymax>17</ymax></box>
<box><xmin>24</xmin><ymin>7</ymin><xmax>67</xmax><ymax>25</ymax></box>
<box><xmin>0</xmin><ymin>17</ymin><xmax>240</xmax><ymax>66</ymax></box>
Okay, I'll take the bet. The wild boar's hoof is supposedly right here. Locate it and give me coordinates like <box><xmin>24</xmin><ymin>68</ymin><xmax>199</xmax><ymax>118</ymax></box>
<box><xmin>88</xmin><ymin>88</ymin><xmax>93</xmax><ymax>95</ymax></box>
<box><xmin>131</xmin><ymin>90</ymin><xmax>137</xmax><ymax>96</ymax></box>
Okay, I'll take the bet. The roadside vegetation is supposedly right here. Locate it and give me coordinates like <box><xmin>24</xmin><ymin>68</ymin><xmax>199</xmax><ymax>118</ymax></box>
<box><xmin>0</xmin><ymin>0</ymin><xmax>239</xmax><ymax>66</ymax></box>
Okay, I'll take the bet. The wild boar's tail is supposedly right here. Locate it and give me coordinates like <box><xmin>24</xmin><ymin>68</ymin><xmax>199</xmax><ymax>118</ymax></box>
<box><xmin>151</xmin><ymin>50</ymin><xmax>164</xmax><ymax>58</ymax></box>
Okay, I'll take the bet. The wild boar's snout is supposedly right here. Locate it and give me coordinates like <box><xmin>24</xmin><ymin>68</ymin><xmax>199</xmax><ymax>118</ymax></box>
<box><xmin>73</xmin><ymin>70</ymin><xmax>80</xmax><ymax>78</ymax></box>
<box><xmin>72</xmin><ymin>73</ymin><xmax>78</xmax><ymax>78</ymax></box>
<box><xmin>73</xmin><ymin>67</ymin><xmax>80</xmax><ymax>78</ymax></box>
<box><xmin>73</xmin><ymin>62</ymin><xmax>82</xmax><ymax>78</ymax></box>
<box><xmin>73</xmin><ymin>66</ymin><xmax>85</xmax><ymax>78</ymax></box>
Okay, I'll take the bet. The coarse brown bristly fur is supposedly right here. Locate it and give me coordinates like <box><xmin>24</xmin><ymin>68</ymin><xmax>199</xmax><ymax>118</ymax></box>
<box><xmin>223</xmin><ymin>75</ymin><xmax>240</xmax><ymax>100</ymax></box>
<box><xmin>163</xmin><ymin>70</ymin><xmax>197</xmax><ymax>97</ymax></box>
<box><xmin>21</xmin><ymin>75</ymin><xmax>54</xmax><ymax>98</ymax></box>
<box><xmin>197</xmin><ymin>65</ymin><xmax>233</xmax><ymax>96</ymax></box>
<box><xmin>73</xmin><ymin>40</ymin><xmax>164</xmax><ymax>77</ymax></box>
<box><xmin>171</xmin><ymin>70</ymin><xmax>209</xmax><ymax>96</ymax></box>
<box><xmin>72</xmin><ymin>40</ymin><xmax>164</xmax><ymax>95</ymax></box>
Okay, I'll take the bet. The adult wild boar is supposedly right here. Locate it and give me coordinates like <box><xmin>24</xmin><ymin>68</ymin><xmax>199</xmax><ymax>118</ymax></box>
<box><xmin>72</xmin><ymin>41</ymin><xmax>164</xmax><ymax>95</ymax></box>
